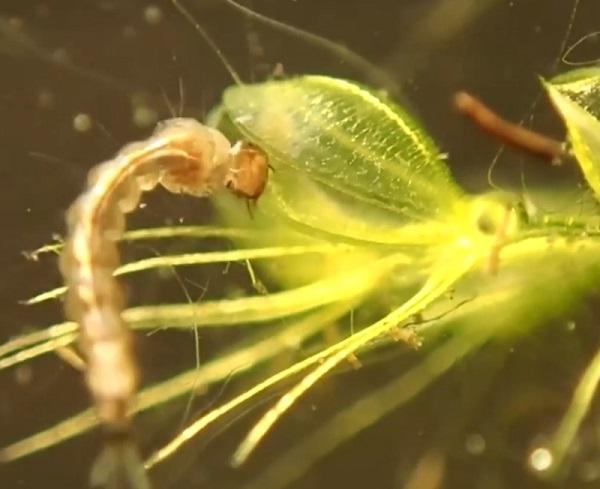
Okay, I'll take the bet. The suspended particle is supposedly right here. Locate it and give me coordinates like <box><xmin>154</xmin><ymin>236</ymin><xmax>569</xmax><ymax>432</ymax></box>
<box><xmin>143</xmin><ymin>5</ymin><xmax>163</xmax><ymax>26</ymax></box>
<box><xmin>529</xmin><ymin>447</ymin><xmax>554</xmax><ymax>472</ymax></box>
<box><xmin>132</xmin><ymin>106</ymin><xmax>159</xmax><ymax>129</ymax></box>
<box><xmin>464</xmin><ymin>433</ymin><xmax>486</xmax><ymax>455</ymax></box>
<box><xmin>73</xmin><ymin>113</ymin><xmax>93</xmax><ymax>133</ymax></box>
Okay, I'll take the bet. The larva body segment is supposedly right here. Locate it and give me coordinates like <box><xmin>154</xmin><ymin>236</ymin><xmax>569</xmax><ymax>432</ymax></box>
<box><xmin>59</xmin><ymin>116</ymin><xmax>268</xmax><ymax>486</ymax></box>
<box><xmin>157</xmin><ymin>119</ymin><xmax>234</xmax><ymax>196</ymax></box>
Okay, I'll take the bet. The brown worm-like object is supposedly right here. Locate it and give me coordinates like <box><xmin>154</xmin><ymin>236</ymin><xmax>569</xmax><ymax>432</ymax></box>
<box><xmin>454</xmin><ymin>91</ymin><xmax>565</xmax><ymax>162</ymax></box>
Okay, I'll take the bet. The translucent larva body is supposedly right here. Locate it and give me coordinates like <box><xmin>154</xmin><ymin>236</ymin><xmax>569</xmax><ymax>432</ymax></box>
<box><xmin>59</xmin><ymin>117</ymin><xmax>267</xmax><ymax>486</ymax></box>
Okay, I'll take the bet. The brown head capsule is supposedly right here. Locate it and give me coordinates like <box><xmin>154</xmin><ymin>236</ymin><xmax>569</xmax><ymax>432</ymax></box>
<box><xmin>226</xmin><ymin>141</ymin><xmax>270</xmax><ymax>201</ymax></box>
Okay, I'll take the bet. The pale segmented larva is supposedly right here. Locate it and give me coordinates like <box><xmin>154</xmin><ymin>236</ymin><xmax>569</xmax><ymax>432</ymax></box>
<box><xmin>59</xmin><ymin>117</ymin><xmax>268</xmax><ymax>487</ymax></box>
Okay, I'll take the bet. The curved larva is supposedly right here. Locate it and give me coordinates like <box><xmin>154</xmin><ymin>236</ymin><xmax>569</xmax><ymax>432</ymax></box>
<box><xmin>58</xmin><ymin>117</ymin><xmax>268</xmax><ymax>486</ymax></box>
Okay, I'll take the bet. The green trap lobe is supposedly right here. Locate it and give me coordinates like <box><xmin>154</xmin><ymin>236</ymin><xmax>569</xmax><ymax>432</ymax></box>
<box><xmin>223</xmin><ymin>76</ymin><xmax>463</xmax><ymax>220</ymax></box>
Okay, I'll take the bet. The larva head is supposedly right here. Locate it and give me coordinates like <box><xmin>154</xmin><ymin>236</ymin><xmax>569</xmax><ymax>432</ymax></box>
<box><xmin>157</xmin><ymin>120</ymin><xmax>233</xmax><ymax>197</ymax></box>
<box><xmin>226</xmin><ymin>141</ymin><xmax>269</xmax><ymax>201</ymax></box>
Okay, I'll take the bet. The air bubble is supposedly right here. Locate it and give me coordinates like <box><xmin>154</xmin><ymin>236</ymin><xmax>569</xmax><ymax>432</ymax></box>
<box><xmin>464</xmin><ymin>433</ymin><xmax>486</xmax><ymax>455</ymax></box>
<box><xmin>529</xmin><ymin>447</ymin><xmax>554</xmax><ymax>472</ymax></box>
<box><xmin>144</xmin><ymin>5</ymin><xmax>163</xmax><ymax>25</ymax></box>
<box><xmin>73</xmin><ymin>113</ymin><xmax>93</xmax><ymax>133</ymax></box>
<box><xmin>133</xmin><ymin>106</ymin><xmax>158</xmax><ymax>128</ymax></box>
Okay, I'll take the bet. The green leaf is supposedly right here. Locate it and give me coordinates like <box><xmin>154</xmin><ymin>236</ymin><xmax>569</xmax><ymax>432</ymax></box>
<box><xmin>545</xmin><ymin>68</ymin><xmax>600</xmax><ymax>199</ymax></box>
<box><xmin>222</xmin><ymin>76</ymin><xmax>463</xmax><ymax>221</ymax></box>
<box><xmin>550</xmin><ymin>67</ymin><xmax>600</xmax><ymax>117</ymax></box>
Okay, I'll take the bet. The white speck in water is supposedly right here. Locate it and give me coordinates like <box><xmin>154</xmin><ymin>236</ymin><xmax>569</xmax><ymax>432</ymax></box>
<box><xmin>144</xmin><ymin>5</ymin><xmax>163</xmax><ymax>25</ymax></box>
<box><xmin>529</xmin><ymin>447</ymin><xmax>553</xmax><ymax>472</ymax></box>
<box><xmin>138</xmin><ymin>202</ymin><xmax>147</xmax><ymax>209</ymax></box>
<box><xmin>465</xmin><ymin>433</ymin><xmax>486</xmax><ymax>455</ymax></box>
<box><xmin>566</xmin><ymin>320</ymin><xmax>576</xmax><ymax>331</ymax></box>
<box><xmin>133</xmin><ymin>106</ymin><xmax>158</xmax><ymax>129</ymax></box>
<box><xmin>73</xmin><ymin>113</ymin><xmax>93</xmax><ymax>133</ymax></box>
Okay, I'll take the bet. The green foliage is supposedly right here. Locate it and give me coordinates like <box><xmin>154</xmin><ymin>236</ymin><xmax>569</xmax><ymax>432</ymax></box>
<box><xmin>546</xmin><ymin>67</ymin><xmax>600</xmax><ymax>199</ymax></box>
<box><xmin>3</xmin><ymin>68</ymin><xmax>600</xmax><ymax>486</ymax></box>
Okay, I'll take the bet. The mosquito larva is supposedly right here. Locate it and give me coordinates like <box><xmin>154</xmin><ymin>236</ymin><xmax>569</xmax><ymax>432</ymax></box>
<box><xmin>59</xmin><ymin>117</ymin><xmax>268</xmax><ymax>487</ymax></box>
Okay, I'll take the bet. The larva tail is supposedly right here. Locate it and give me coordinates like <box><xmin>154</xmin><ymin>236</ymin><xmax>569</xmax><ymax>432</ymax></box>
<box><xmin>90</xmin><ymin>432</ymin><xmax>151</xmax><ymax>489</ymax></box>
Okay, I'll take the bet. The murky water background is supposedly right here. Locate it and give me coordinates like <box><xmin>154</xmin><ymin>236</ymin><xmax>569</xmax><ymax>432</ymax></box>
<box><xmin>1</xmin><ymin>1</ymin><xmax>600</xmax><ymax>488</ymax></box>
